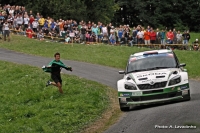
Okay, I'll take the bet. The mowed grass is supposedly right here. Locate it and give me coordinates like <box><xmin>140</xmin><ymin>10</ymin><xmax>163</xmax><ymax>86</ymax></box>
<box><xmin>0</xmin><ymin>60</ymin><xmax>113</xmax><ymax>133</ymax></box>
<box><xmin>0</xmin><ymin>33</ymin><xmax>200</xmax><ymax>79</ymax></box>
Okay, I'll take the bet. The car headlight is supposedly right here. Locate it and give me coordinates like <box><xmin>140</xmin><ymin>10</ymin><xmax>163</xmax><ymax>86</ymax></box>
<box><xmin>168</xmin><ymin>75</ymin><xmax>181</xmax><ymax>86</ymax></box>
<box><xmin>124</xmin><ymin>82</ymin><xmax>137</xmax><ymax>90</ymax></box>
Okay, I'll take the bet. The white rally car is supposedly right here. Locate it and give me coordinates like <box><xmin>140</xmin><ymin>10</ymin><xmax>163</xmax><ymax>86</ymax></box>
<box><xmin>118</xmin><ymin>49</ymin><xmax>190</xmax><ymax>111</ymax></box>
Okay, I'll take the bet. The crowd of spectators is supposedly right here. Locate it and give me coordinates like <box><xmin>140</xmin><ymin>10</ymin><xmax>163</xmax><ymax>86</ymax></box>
<box><xmin>0</xmin><ymin>4</ymin><xmax>199</xmax><ymax>50</ymax></box>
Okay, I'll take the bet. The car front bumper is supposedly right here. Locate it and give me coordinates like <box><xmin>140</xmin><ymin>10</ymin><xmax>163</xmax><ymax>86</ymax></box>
<box><xmin>118</xmin><ymin>84</ymin><xmax>190</xmax><ymax>107</ymax></box>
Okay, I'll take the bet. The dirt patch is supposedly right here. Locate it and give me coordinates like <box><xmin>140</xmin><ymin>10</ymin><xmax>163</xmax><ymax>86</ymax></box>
<box><xmin>81</xmin><ymin>87</ymin><xmax>124</xmax><ymax>133</ymax></box>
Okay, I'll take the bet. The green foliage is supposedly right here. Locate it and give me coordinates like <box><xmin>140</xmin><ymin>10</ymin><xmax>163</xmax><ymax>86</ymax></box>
<box><xmin>173</xmin><ymin>20</ymin><xmax>189</xmax><ymax>32</ymax></box>
<box><xmin>115</xmin><ymin>0</ymin><xmax>200</xmax><ymax>31</ymax></box>
<box><xmin>0</xmin><ymin>60</ymin><xmax>110</xmax><ymax>133</ymax></box>
<box><xmin>4</xmin><ymin>0</ymin><xmax>118</xmax><ymax>24</ymax></box>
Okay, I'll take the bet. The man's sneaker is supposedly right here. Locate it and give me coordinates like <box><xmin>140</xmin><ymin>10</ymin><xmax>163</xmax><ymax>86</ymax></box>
<box><xmin>46</xmin><ymin>80</ymin><xmax>51</xmax><ymax>87</ymax></box>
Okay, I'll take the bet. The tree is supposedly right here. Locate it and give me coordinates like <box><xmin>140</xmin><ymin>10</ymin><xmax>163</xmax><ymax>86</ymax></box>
<box><xmin>83</xmin><ymin>0</ymin><xmax>119</xmax><ymax>24</ymax></box>
<box><xmin>3</xmin><ymin>0</ymin><xmax>118</xmax><ymax>24</ymax></box>
<box><xmin>115</xmin><ymin>0</ymin><xmax>200</xmax><ymax>31</ymax></box>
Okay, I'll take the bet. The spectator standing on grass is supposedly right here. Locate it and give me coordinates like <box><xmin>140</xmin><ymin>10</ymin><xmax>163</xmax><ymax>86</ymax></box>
<box><xmin>21</xmin><ymin>6</ymin><xmax>26</xmax><ymax>18</ymax></box>
<box><xmin>14</xmin><ymin>6</ymin><xmax>20</xmax><ymax>16</ymax></box>
<box><xmin>144</xmin><ymin>29</ymin><xmax>150</xmax><ymax>45</ymax></box>
<box><xmin>107</xmin><ymin>23</ymin><xmax>112</xmax><ymax>37</ymax></box>
<box><xmin>132</xmin><ymin>27</ymin><xmax>138</xmax><ymax>44</ymax></box>
<box><xmin>36</xmin><ymin>13</ymin><xmax>40</xmax><ymax>21</ymax></box>
<box><xmin>160</xmin><ymin>29</ymin><xmax>166</xmax><ymax>45</ymax></box>
<box><xmin>87</xmin><ymin>24</ymin><xmax>92</xmax><ymax>35</ymax></box>
<box><xmin>9</xmin><ymin>6</ymin><xmax>14</xmax><ymax>16</ymax></box>
<box><xmin>176</xmin><ymin>31</ymin><xmax>182</xmax><ymax>44</ymax></box>
<box><xmin>137</xmin><ymin>27</ymin><xmax>144</xmax><ymax>44</ymax></box>
<box><xmin>23</xmin><ymin>14</ymin><xmax>29</xmax><ymax>30</ymax></box>
<box><xmin>182</xmin><ymin>31</ymin><xmax>189</xmax><ymax>45</ymax></box>
<box><xmin>29</xmin><ymin>15</ymin><xmax>34</xmax><ymax>29</ymax></box>
<box><xmin>156</xmin><ymin>28</ymin><xmax>161</xmax><ymax>44</ymax></box>
<box><xmin>150</xmin><ymin>29</ymin><xmax>156</xmax><ymax>44</ymax></box>
<box><xmin>97</xmin><ymin>26</ymin><xmax>102</xmax><ymax>43</ymax></box>
<box><xmin>102</xmin><ymin>24</ymin><xmax>108</xmax><ymax>37</ymax></box>
<box><xmin>16</xmin><ymin>14</ymin><xmax>23</xmax><ymax>27</ymax></box>
<box><xmin>3</xmin><ymin>20</ymin><xmax>10</xmax><ymax>41</ymax></box>
<box><xmin>58</xmin><ymin>19</ymin><xmax>64</xmax><ymax>32</ymax></box>
<box><xmin>117</xmin><ymin>28</ymin><xmax>123</xmax><ymax>43</ymax></box>
<box><xmin>5</xmin><ymin>4</ymin><xmax>11</xmax><ymax>16</ymax></box>
<box><xmin>55</xmin><ymin>20</ymin><xmax>60</xmax><ymax>34</ymax></box>
<box><xmin>80</xmin><ymin>23</ymin><xmax>86</xmax><ymax>44</ymax></box>
<box><xmin>32</xmin><ymin>19</ymin><xmax>39</xmax><ymax>33</ymax></box>
<box><xmin>92</xmin><ymin>24</ymin><xmax>98</xmax><ymax>43</ymax></box>
<box><xmin>38</xmin><ymin>15</ymin><xmax>45</xmax><ymax>30</ymax></box>
<box><xmin>50</xmin><ymin>19</ymin><xmax>56</xmax><ymax>31</ymax></box>
<box><xmin>124</xmin><ymin>28</ymin><xmax>130</xmax><ymax>44</ymax></box>
<box><xmin>166</xmin><ymin>29</ymin><xmax>174</xmax><ymax>44</ymax></box>
<box><xmin>173</xmin><ymin>28</ymin><xmax>177</xmax><ymax>44</ymax></box>
<box><xmin>47</xmin><ymin>17</ymin><xmax>52</xmax><ymax>30</ymax></box>
<box><xmin>43</xmin><ymin>20</ymin><xmax>48</xmax><ymax>29</ymax></box>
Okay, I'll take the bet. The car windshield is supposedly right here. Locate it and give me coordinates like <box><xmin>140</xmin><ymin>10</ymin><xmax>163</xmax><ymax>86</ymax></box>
<box><xmin>127</xmin><ymin>53</ymin><xmax>177</xmax><ymax>73</ymax></box>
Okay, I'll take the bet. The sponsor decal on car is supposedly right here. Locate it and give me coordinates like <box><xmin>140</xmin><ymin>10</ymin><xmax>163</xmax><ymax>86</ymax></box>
<box><xmin>119</xmin><ymin>92</ymin><xmax>132</xmax><ymax>97</ymax></box>
<box><xmin>180</xmin><ymin>85</ymin><xmax>188</xmax><ymax>90</ymax></box>
<box><xmin>136</xmin><ymin>72</ymin><xmax>167</xmax><ymax>78</ymax></box>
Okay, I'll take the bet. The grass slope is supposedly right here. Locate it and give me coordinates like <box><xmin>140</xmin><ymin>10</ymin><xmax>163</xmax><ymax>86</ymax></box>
<box><xmin>0</xmin><ymin>34</ymin><xmax>200</xmax><ymax>78</ymax></box>
<box><xmin>0</xmin><ymin>60</ymin><xmax>120</xmax><ymax>133</ymax></box>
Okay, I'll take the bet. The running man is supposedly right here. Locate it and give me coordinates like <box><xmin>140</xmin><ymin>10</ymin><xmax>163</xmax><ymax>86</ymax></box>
<box><xmin>42</xmin><ymin>52</ymin><xmax>72</xmax><ymax>93</ymax></box>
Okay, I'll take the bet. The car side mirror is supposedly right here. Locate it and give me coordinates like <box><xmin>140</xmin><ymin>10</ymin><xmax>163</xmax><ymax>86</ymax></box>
<box><xmin>179</xmin><ymin>63</ymin><xmax>186</xmax><ymax>67</ymax></box>
<box><xmin>119</xmin><ymin>71</ymin><xmax>125</xmax><ymax>74</ymax></box>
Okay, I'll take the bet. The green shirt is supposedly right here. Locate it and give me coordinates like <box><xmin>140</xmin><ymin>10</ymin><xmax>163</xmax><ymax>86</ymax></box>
<box><xmin>42</xmin><ymin>60</ymin><xmax>71</xmax><ymax>73</ymax></box>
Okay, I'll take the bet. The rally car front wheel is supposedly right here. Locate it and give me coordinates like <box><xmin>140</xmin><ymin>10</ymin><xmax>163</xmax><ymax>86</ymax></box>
<box><xmin>182</xmin><ymin>90</ymin><xmax>191</xmax><ymax>101</ymax></box>
<box><xmin>119</xmin><ymin>99</ymin><xmax>130</xmax><ymax>111</ymax></box>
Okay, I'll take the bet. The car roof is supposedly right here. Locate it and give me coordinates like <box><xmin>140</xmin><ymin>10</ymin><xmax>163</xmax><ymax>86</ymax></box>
<box><xmin>131</xmin><ymin>49</ymin><xmax>172</xmax><ymax>57</ymax></box>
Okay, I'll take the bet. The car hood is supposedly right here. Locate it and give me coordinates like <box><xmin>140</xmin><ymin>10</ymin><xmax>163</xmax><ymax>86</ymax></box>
<box><xmin>127</xmin><ymin>68</ymin><xmax>180</xmax><ymax>84</ymax></box>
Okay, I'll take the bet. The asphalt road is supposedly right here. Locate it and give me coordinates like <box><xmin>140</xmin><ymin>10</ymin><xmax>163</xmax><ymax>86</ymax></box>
<box><xmin>0</xmin><ymin>48</ymin><xmax>200</xmax><ymax>133</ymax></box>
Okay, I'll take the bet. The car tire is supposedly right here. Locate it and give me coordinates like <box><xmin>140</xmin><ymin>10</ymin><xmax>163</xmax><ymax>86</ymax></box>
<box><xmin>120</xmin><ymin>106</ymin><xmax>130</xmax><ymax>112</ymax></box>
<box><xmin>183</xmin><ymin>90</ymin><xmax>191</xmax><ymax>101</ymax></box>
<box><xmin>119</xmin><ymin>98</ymin><xmax>130</xmax><ymax>111</ymax></box>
